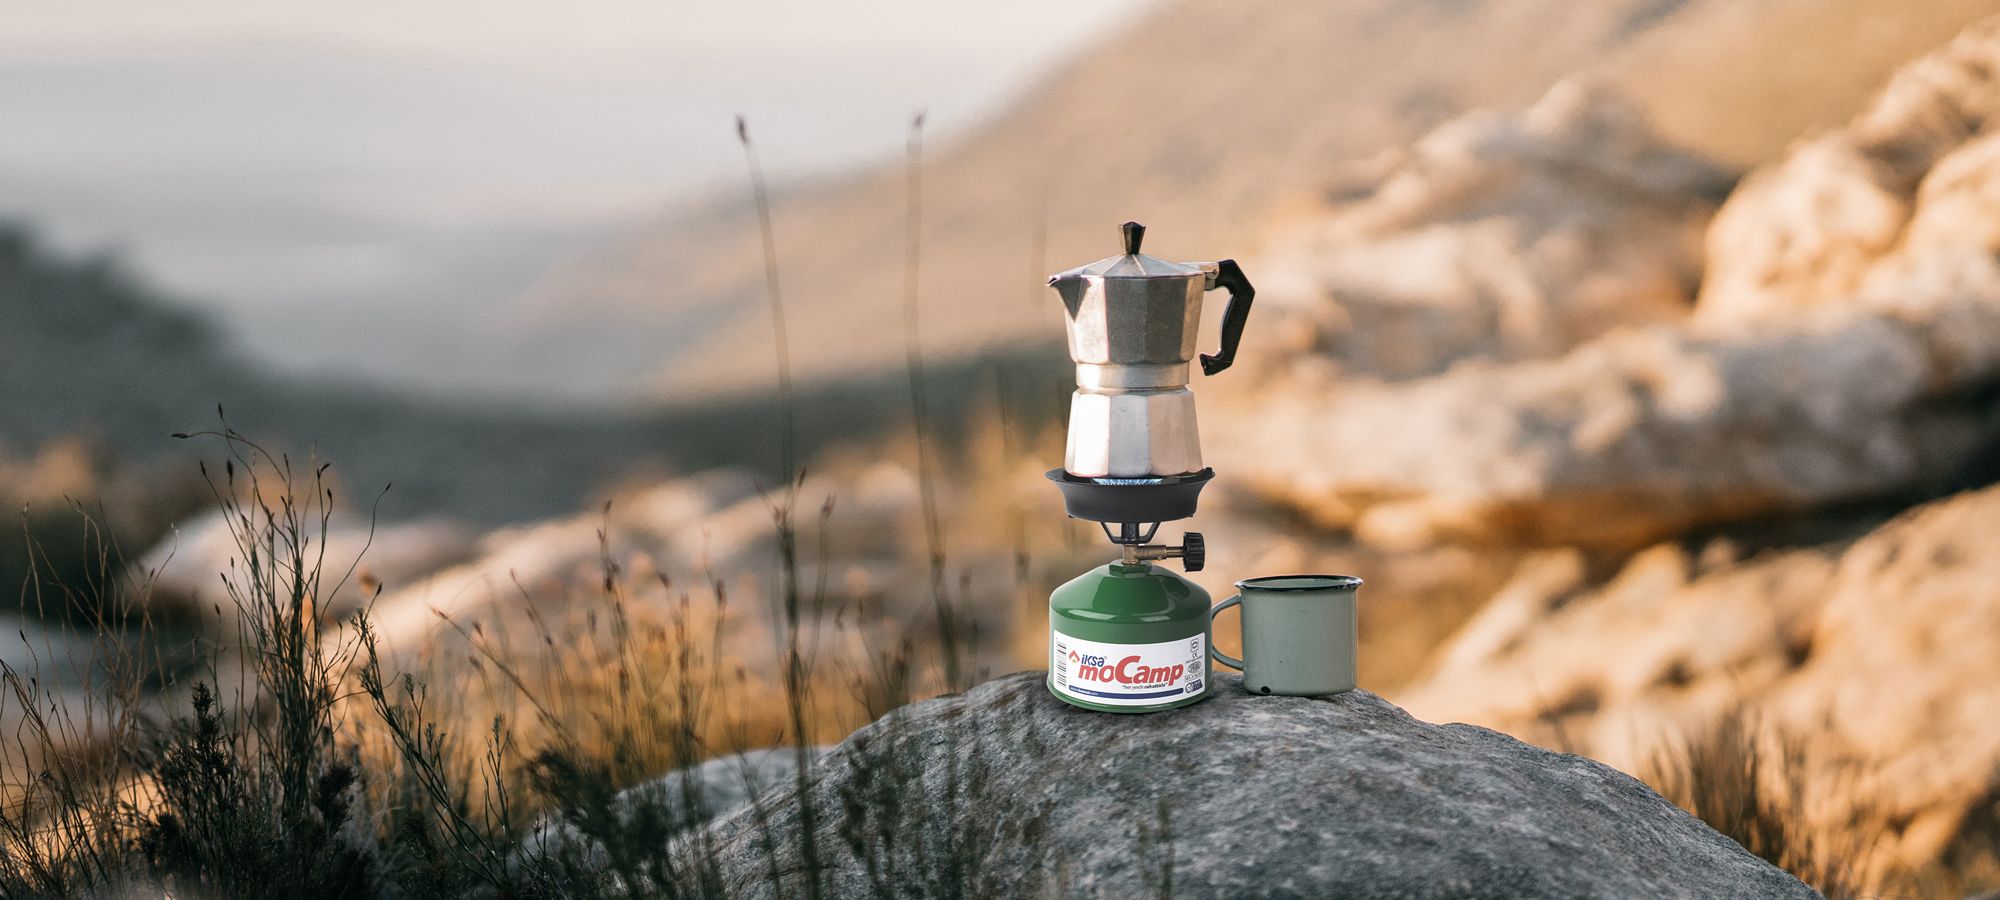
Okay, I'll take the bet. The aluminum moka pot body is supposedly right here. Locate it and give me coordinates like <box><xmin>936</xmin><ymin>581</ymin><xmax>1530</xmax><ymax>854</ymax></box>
<box><xmin>1049</xmin><ymin>222</ymin><xmax>1254</xmax><ymax>479</ymax></box>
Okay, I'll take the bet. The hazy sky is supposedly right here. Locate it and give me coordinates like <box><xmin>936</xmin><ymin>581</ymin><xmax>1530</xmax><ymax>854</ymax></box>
<box><xmin>0</xmin><ymin>1</ymin><xmax>1147</xmax><ymax>398</ymax></box>
<box><xmin>4</xmin><ymin>2</ymin><xmax>1140</xmax><ymax>58</ymax></box>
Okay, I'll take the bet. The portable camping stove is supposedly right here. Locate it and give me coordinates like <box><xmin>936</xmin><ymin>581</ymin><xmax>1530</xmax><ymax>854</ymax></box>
<box><xmin>1043</xmin><ymin>222</ymin><xmax>1254</xmax><ymax>713</ymax></box>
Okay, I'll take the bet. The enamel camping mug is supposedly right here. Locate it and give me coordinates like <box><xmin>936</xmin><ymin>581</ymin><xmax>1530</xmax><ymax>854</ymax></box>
<box><xmin>1208</xmin><ymin>575</ymin><xmax>1360</xmax><ymax>696</ymax></box>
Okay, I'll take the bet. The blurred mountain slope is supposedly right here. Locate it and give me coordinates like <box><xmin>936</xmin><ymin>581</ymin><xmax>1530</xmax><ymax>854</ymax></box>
<box><xmin>0</xmin><ymin>223</ymin><xmax>660</xmax><ymax>528</ymax></box>
<box><xmin>508</xmin><ymin>0</ymin><xmax>1698</xmax><ymax>398</ymax></box>
<box><xmin>0</xmin><ymin>225</ymin><xmax>1063</xmax><ymax>539</ymax></box>
<box><xmin>509</xmin><ymin>0</ymin><xmax>2000</xmax><ymax>401</ymax></box>
<box><xmin>1603</xmin><ymin>0</ymin><xmax>2000</xmax><ymax>167</ymax></box>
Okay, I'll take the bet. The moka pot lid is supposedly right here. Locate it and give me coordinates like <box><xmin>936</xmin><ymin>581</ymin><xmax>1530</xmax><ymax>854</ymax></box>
<box><xmin>1048</xmin><ymin>221</ymin><xmax>1206</xmax><ymax>283</ymax></box>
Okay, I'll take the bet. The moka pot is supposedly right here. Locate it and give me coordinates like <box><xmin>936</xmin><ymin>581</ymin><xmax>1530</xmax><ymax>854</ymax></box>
<box><xmin>1046</xmin><ymin>221</ymin><xmax>1254</xmax><ymax>481</ymax></box>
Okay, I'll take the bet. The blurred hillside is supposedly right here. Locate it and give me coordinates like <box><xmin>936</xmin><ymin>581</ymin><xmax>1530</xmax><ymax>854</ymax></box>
<box><xmin>0</xmin><ymin>223</ymin><xmax>671</xmax><ymax>527</ymax></box>
<box><xmin>0</xmin><ymin>223</ymin><xmax>1068</xmax><ymax>606</ymax></box>
<box><xmin>510</xmin><ymin>0</ymin><xmax>2000</xmax><ymax>401</ymax></box>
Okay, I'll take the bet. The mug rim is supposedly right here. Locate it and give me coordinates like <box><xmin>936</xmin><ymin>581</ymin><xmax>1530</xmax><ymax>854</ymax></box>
<box><xmin>1235</xmin><ymin>574</ymin><xmax>1364</xmax><ymax>592</ymax></box>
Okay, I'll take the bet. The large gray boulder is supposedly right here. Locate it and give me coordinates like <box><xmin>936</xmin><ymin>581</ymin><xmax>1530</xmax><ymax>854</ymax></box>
<box><xmin>695</xmin><ymin>672</ymin><xmax>1817</xmax><ymax>899</ymax></box>
<box><xmin>518</xmin><ymin>746</ymin><xmax>826</xmax><ymax>871</ymax></box>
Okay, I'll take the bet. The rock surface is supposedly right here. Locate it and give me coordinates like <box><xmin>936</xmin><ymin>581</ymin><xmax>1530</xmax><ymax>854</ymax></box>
<box><xmin>1221</xmin><ymin>297</ymin><xmax>2000</xmax><ymax>550</ymax></box>
<box><xmin>1697</xmin><ymin>16</ymin><xmax>2000</xmax><ymax>324</ymax></box>
<box><xmin>1247</xmin><ymin>80</ymin><xmax>1729</xmax><ymax>381</ymax></box>
<box><xmin>1216</xmin><ymin>20</ymin><xmax>2000</xmax><ymax>549</ymax></box>
<box><xmin>355</xmin><ymin>463</ymin><xmax>946</xmax><ymax>656</ymax></box>
<box><xmin>519</xmin><ymin>747</ymin><xmax>826</xmax><ymax>867</ymax></box>
<box><xmin>693</xmin><ymin>672</ymin><xmax>1815</xmax><ymax>899</ymax></box>
<box><xmin>1399</xmin><ymin>479</ymin><xmax>2000</xmax><ymax>875</ymax></box>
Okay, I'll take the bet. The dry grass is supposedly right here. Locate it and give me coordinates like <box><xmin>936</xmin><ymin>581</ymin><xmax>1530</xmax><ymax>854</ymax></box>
<box><xmin>1639</xmin><ymin>707</ymin><xmax>2000</xmax><ymax>898</ymax></box>
<box><xmin>7</xmin><ymin>421</ymin><xmax>2000</xmax><ymax>897</ymax></box>
<box><xmin>0</xmin><ymin>417</ymin><xmax>1016</xmax><ymax>897</ymax></box>
<box><xmin>1640</xmin><ymin>710</ymin><xmax>1876</xmax><ymax>897</ymax></box>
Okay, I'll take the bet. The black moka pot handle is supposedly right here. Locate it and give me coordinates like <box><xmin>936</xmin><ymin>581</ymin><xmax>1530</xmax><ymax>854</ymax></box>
<box><xmin>1199</xmin><ymin>259</ymin><xmax>1255</xmax><ymax>376</ymax></box>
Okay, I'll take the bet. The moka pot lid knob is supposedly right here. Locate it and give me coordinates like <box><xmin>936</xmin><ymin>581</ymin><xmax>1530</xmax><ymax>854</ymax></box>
<box><xmin>1047</xmin><ymin>220</ymin><xmax>1207</xmax><ymax>283</ymax></box>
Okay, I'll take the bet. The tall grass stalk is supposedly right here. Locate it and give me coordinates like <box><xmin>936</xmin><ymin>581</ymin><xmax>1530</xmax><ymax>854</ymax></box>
<box><xmin>737</xmin><ymin>112</ymin><xmax>839</xmax><ymax>900</ymax></box>
<box><xmin>0</xmin><ymin>500</ymin><xmax>160</xmax><ymax>896</ymax></box>
<box><xmin>899</xmin><ymin>111</ymin><xmax>968</xmax><ymax>693</ymax></box>
<box><xmin>735</xmin><ymin>116</ymin><xmax>798</xmax><ymax>487</ymax></box>
<box><xmin>150</xmin><ymin>424</ymin><xmax>381</xmax><ymax>897</ymax></box>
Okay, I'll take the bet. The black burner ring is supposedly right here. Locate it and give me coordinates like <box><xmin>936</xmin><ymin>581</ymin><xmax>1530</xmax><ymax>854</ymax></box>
<box><xmin>1045</xmin><ymin>468</ymin><xmax>1213</xmax><ymax>524</ymax></box>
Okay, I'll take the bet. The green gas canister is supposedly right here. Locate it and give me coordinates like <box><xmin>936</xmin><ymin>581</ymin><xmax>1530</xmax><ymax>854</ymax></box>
<box><xmin>1049</xmin><ymin>557</ymin><xmax>1212</xmax><ymax>713</ymax></box>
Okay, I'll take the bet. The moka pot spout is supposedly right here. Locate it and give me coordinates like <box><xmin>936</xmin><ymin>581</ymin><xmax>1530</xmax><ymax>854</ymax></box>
<box><xmin>1049</xmin><ymin>271</ymin><xmax>1090</xmax><ymax>323</ymax></box>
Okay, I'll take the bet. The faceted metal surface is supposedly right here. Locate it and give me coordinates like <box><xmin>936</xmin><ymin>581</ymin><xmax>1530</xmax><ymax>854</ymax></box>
<box><xmin>1053</xmin><ymin>275</ymin><xmax>1206</xmax><ymax>366</ymax></box>
<box><xmin>1064</xmin><ymin>388</ymin><xmax>1203</xmax><ymax>478</ymax></box>
<box><xmin>1049</xmin><ymin>249</ymin><xmax>1206</xmax><ymax>280</ymax></box>
<box><xmin>1050</xmin><ymin>222</ymin><xmax>1224</xmax><ymax>480</ymax></box>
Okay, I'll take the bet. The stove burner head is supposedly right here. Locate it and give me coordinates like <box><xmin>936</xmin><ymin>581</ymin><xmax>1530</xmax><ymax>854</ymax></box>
<box><xmin>1045</xmin><ymin>467</ymin><xmax>1213</xmax><ymax>525</ymax></box>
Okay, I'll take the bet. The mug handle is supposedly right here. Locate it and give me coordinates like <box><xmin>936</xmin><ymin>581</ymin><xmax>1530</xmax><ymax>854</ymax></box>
<box><xmin>1209</xmin><ymin>594</ymin><xmax>1245</xmax><ymax>670</ymax></box>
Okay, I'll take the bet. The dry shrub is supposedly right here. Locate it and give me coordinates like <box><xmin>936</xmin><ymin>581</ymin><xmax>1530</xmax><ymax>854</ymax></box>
<box><xmin>1642</xmin><ymin>709</ymin><xmax>1882</xmax><ymax>898</ymax></box>
<box><xmin>1641</xmin><ymin>708</ymin><xmax>2000</xmax><ymax>898</ymax></box>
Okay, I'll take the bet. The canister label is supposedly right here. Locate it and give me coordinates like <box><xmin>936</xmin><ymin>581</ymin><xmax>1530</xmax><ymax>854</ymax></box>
<box><xmin>1051</xmin><ymin>632</ymin><xmax>1206</xmax><ymax>706</ymax></box>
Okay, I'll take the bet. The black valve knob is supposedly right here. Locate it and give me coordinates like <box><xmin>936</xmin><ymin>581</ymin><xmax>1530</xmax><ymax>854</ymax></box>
<box><xmin>1181</xmin><ymin>532</ymin><xmax>1205</xmax><ymax>573</ymax></box>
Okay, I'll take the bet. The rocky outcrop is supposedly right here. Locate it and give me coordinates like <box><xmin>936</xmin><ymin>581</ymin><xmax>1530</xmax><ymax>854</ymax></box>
<box><xmin>1248</xmin><ymin>80</ymin><xmax>1730</xmax><ymax>381</ymax></box>
<box><xmin>1697</xmin><ymin>16</ymin><xmax>2000</xmax><ymax>324</ymax></box>
<box><xmin>1222</xmin><ymin>293</ymin><xmax>2000</xmax><ymax>550</ymax></box>
<box><xmin>340</xmin><ymin>455</ymin><xmax>1040</xmax><ymax>764</ymax></box>
<box><xmin>1218</xmin><ymin>21</ymin><xmax>2000</xmax><ymax>549</ymax></box>
<box><xmin>1399</xmin><ymin>480</ymin><xmax>2000</xmax><ymax>875</ymax></box>
<box><xmin>688</xmin><ymin>672</ymin><xmax>1816</xmax><ymax>899</ymax></box>
<box><xmin>142</xmin><ymin>513</ymin><xmax>479</xmax><ymax>620</ymax></box>
<box><xmin>355</xmin><ymin>464</ymin><xmax>935</xmax><ymax>654</ymax></box>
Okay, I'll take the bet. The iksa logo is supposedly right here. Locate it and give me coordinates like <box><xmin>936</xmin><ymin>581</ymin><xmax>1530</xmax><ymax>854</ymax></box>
<box><xmin>1072</xmin><ymin>652</ymin><xmax>1182</xmax><ymax>688</ymax></box>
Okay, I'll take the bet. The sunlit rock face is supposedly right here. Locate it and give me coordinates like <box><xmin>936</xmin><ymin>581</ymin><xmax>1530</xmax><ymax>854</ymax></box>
<box><xmin>1342</xmin><ymin>17</ymin><xmax>2000</xmax><ymax>882</ymax></box>
<box><xmin>1698</xmin><ymin>16</ymin><xmax>2000</xmax><ymax>326</ymax></box>
<box><xmin>1399</xmin><ymin>480</ymin><xmax>2000</xmax><ymax>877</ymax></box>
<box><xmin>1245</xmin><ymin>79</ymin><xmax>1732</xmax><ymax>384</ymax></box>
<box><xmin>1224</xmin><ymin>298</ymin><xmax>2000</xmax><ymax>551</ymax></box>
<box><xmin>1214</xmin><ymin>25</ymin><xmax>2000</xmax><ymax>551</ymax></box>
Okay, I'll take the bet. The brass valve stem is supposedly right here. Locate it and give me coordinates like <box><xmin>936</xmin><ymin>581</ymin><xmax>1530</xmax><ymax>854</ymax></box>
<box><xmin>1122</xmin><ymin>544</ymin><xmax>1179</xmax><ymax>565</ymax></box>
<box><xmin>1118</xmin><ymin>532</ymin><xmax>1205</xmax><ymax>572</ymax></box>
